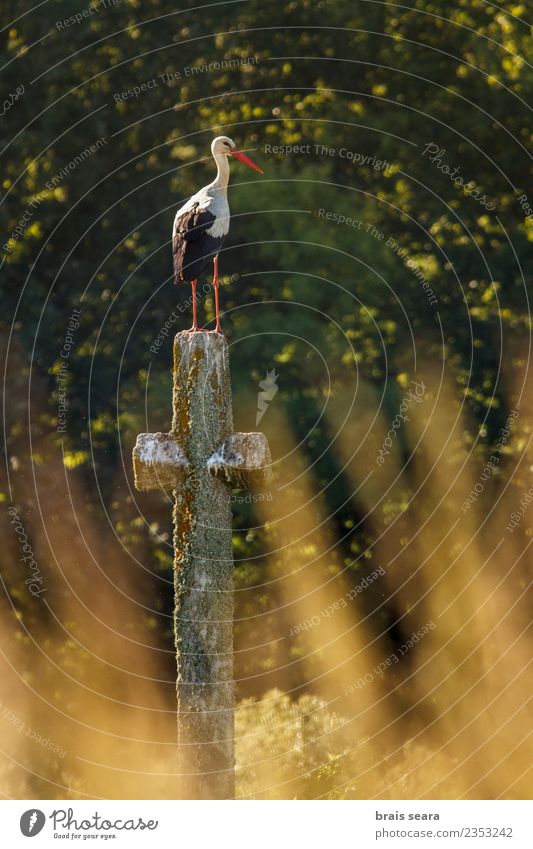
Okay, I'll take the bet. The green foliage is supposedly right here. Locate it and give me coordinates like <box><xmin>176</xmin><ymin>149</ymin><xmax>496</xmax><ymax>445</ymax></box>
<box><xmin>0</xmin><ymin>0</ymin><xmax>531</xmax><ymax>792</ymax></box>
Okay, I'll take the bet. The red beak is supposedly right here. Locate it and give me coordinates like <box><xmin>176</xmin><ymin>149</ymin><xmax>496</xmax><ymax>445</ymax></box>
<box><xmin>230</xmin><ymin>148</ymin><xmax>264</xmax><ymax>174</ymax></box>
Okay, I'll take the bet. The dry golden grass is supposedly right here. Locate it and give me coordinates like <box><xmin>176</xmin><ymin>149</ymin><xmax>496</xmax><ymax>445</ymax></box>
<box><xmin>0</xmin><ymin>356</ymin><xmax>531</xmax><ymax>799</ymax></box>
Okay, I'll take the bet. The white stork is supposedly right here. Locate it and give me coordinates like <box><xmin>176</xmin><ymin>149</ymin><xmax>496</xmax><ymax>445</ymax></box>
<box><xmin>172</xmin><ymin>136</ymin><xmax>264</xmax><ymax>333</ymax></box>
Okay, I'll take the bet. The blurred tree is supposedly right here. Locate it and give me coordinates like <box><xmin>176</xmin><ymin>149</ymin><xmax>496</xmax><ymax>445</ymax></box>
<box><xmin>0</xmin><ymin>0</ymin><xmax>531</xmax><ymax>796</ymax></box>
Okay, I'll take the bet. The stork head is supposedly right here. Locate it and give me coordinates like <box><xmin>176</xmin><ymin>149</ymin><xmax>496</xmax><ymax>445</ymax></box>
<box><xmin>211</xmin><ymin>136</ymin><xmax>264</xmax><ymax>173</ymax></box>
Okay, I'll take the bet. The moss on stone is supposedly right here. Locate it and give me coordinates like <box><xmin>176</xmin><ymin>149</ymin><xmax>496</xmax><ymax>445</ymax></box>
<box><xmin>133</xmin><ymin>330</ymin><xmax>272</xmax><ymax>800</ymax></box>
<box><xmin>172</xmin><ymin>331</ymin><xmax>235</xmax><ymax>800</ymax></box>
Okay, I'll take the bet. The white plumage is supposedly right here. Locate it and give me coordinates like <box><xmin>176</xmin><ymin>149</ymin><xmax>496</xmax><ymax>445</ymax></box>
<box><xmin>172</xmin><ymin>136</ymin><xmax>264</xmax><ymax>333</ymax></box>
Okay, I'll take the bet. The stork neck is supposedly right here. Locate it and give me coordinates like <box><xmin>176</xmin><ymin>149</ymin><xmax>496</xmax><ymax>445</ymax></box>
<box><xmin>211</xmin><ymin>152</ymin><xmax>230</xmax><ymax>191</ymax></box>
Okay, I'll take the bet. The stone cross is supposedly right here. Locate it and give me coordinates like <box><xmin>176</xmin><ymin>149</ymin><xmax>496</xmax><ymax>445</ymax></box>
<box><xmin>132</xmin><ymin>331</ymin><xmax>272</xmax><ymax>800</ymax></box>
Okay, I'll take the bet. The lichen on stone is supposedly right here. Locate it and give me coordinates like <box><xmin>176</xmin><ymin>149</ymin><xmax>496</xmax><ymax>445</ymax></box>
<box><xmin>132</xmin><ymin>330</ymin><xmax>272</xmax><ymax>800</ymax></box>
<box><xmin>133</xmin><ymin>432</ymin><xmax>188</xmax><ymax>491</ymax></box>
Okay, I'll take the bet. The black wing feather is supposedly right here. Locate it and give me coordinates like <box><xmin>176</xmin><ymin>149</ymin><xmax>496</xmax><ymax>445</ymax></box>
<box><xmin>173</xmin><ymin>202</ymin><xmax>218</xmax><ymax>283</ymax></box>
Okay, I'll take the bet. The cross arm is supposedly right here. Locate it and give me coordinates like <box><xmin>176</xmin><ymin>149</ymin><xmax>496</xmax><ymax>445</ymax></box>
<box><xmin>132</xmin><ymin>432</ymin><xmax>188</xmax><ymax>492</ymax></box>
<box><xmin>207</xmin><ymin>432</ymin><xmax>272</xmax><ymax>490</ymax></box>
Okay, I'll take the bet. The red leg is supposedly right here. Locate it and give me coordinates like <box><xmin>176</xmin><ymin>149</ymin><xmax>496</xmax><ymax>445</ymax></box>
<box><xmin>213</xmin><ymin>255</ymin><xmax>222</xmax><ymax>334</ymax></box>
<box><xmin>188</xmin><ymin>279</ymin><xmax>198</xmax><ymax>331</ymax></box>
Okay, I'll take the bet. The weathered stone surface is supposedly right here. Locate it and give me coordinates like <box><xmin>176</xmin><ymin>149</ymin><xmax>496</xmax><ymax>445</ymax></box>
<box><xmin>133</xmin><ymin>432</ymin><xmax>188</xmax><ymax>491</ymax></box>
<box><xmin>208</xmin><ymin>432</ymin><xmax>272</xmax><ymax>490</ymax></box>
<box><xmin>171</xmin><ymin>331</ymin><xmax>235</xmax><ymax>800</ymax></box>
<box><xmin>132</xmin><ymin>329</ymin><xmax>272</xmax><ymax>800</ymax></box>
